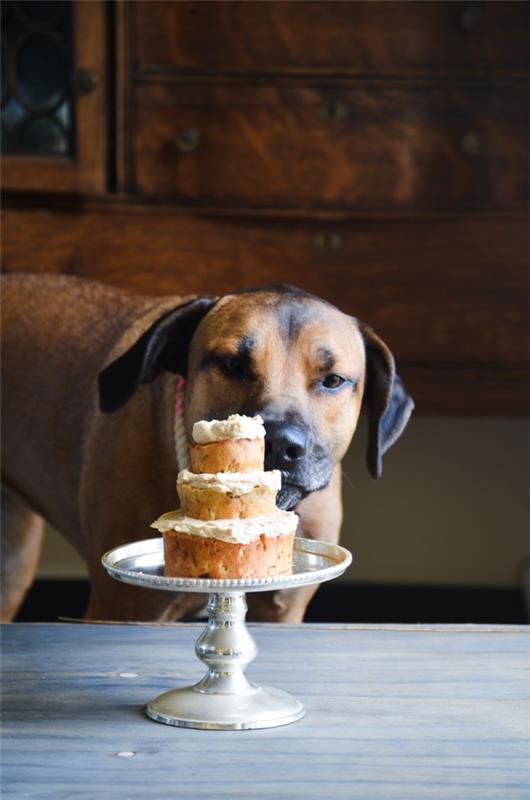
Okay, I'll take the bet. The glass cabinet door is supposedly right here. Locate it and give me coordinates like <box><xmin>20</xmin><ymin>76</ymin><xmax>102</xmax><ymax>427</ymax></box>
<box><xmin>1</xmin><ymin>0</ymin><xmax>107</xmax><ymax>192</ymax></box>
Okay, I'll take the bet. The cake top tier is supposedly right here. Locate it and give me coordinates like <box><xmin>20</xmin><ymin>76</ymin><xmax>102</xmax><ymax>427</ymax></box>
<box><xmin>192</xmin><ymin>414</ymin><xmax>265</xmax><ymax>444</ymax></box>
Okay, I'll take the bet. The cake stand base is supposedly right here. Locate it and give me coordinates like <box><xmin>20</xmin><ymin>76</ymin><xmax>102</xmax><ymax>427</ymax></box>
<box><xmin>146</xmin><ymin>684</ymin><xmax>305</xmax><ymax>730</ymax></box>
<box><xmin>145</xmin><ymin>592</ymin><xmax>305</xmax><ymax>730</ymax></box>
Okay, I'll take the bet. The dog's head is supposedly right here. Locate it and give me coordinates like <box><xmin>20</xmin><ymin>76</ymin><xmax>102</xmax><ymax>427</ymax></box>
<box><xmin>99</xmin><ymin>286</ymin><xmax>413</xmax><ymax>509</ymax></box>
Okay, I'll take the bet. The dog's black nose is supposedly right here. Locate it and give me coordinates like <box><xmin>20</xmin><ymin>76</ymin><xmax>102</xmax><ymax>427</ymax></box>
<box><xmin>264</xmin><ymin>421</ymin><xmax>308</xmax><ymax>470</ymax></box>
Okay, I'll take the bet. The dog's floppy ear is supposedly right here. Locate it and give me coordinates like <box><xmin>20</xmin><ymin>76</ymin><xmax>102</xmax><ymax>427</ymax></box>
<box><xmin>359</xmin><ymin>322</ymin><xmax>414</xmax><ymax>479</ymax></box>
<box><xmin>98</xmin><ymin>296</ymin><xmax>216</xmax><ymax>413</ymax></box>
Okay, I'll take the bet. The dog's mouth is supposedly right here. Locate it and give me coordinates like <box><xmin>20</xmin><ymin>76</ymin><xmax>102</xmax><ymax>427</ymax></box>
<box><xmin>274</xmin><ymin>450</ymin><xmax>334</xmax><ymax>511</ymax></box>
<box><xmin>274</xmin><ymin>458</ymin><xmax>334</xmax><ymax>512</ymax></box>
<box><xmin>276</xmin><ymin>482</ymin><xmax>307</xmax><ymax>511</ymax></box>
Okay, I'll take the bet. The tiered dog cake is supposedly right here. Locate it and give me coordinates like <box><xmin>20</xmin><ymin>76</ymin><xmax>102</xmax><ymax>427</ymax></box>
<box><xmin>151</xmin><ymin>415</ymin><xmax>298</xmax><ymax>578</ymax></box>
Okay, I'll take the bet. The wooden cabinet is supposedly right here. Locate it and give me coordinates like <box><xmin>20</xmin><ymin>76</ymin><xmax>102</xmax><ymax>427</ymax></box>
<box><xmin>2</xmin><ymin>0</ymin><xmax>528</xmax><ymax>415</ymax></box>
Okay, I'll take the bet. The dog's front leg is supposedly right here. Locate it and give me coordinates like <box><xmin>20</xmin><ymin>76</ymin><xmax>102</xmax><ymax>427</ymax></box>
<box><xmin>1</xmin><ymin>486</ymin><xmax>45</xmax><ymax>622</ymax></box>
<box><xmin>246</xmin><ymin>464</ymin><xmax>343</xmax><ymax>623</ymax></box>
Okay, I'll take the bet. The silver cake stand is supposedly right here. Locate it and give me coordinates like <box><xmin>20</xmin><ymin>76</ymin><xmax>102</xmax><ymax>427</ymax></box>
<box><xmin>102</xmin><ymin>537</ymin><xmax>352</xmax><ymax>731</ymax></box>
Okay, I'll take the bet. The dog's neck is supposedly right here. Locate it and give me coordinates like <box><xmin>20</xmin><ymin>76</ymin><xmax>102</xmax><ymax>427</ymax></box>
<box><xmin>174</xmin><ymin>376</ymin><xmax>190</xmax><ymax>471</ymax></box>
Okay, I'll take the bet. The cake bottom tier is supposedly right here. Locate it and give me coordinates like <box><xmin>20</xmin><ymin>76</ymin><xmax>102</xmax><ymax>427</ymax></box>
<box><xmin>162</xmin><ymin>530</ymin><xmax>295</xmax><ymax>579</ymax></box>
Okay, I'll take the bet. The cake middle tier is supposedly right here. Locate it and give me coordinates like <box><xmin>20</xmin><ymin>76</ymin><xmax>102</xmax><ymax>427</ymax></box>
<box><xmin>176</xmin><ymin>469</ymin><xmax>281</xmax><ymax>520</ymax></box>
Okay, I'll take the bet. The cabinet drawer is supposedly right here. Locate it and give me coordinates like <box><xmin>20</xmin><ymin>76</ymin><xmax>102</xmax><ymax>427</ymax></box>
<box><xmin>4</xmin><ymin>202</ymin><xmax>528</xmax><ymax>409</ymax></box>
<box><xmin>3</xmin><ymin>205</ymin><xmax>527</xmax><ymax>368</ymax></box>
<box><xmin>132</xmin><ymin>1</ymin><xmax>529</xmax><ymax>75</ymax></box>
<box><xmin>131</xmin><ymin>84</ymin><xmax>528</xmax><ymax>212</ymax></box>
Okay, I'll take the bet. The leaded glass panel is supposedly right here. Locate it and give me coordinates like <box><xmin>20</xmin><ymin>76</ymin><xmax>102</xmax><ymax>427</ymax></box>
<box><xmin>1</xmin><ymin>0</ymin><xmax>75</xmax><ymax>156</ymax></box>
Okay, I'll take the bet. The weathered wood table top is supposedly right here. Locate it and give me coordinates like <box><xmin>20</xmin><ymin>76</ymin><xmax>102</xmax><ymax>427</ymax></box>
<box><xmin>2</xmin><ymin>622</ymin><xmax>529</xmax><ymax>799</ymax></box>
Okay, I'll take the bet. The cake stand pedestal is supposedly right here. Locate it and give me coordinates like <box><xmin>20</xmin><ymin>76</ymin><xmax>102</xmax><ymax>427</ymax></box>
<box><xmin>102</xmin><ymin>537</ymin><xmax>352</xmax><ymax>730</ymax></box>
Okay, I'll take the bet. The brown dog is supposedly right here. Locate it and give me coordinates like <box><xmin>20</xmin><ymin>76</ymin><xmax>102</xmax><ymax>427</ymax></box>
<box><xmin>1</xmin><ymin>274</ymin><xmax>413</xmax><ymax>623</ymax></box>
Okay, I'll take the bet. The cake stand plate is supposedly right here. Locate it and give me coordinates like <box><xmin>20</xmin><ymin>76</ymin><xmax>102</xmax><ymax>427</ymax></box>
<box><xmin>102</xmin><ymin>537</ymin><xmax>352</xmax><ymax>730</ymax></box>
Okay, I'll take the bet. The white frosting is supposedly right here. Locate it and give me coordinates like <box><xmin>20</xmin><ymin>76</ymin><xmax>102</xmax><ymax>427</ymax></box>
<box><xmin>177</xmin><ymin>469</ymin><xmax>281</xmax><ymax>494</ymax></box>
<box><xmin>192</xmin><ymin>414</ymin><xmax>265</xmax><ymax>444</ymax></box>
<box><xmin>151</xmin><ymin>510</ymin><xmax>298</xmax><ymax>544</ymax></box>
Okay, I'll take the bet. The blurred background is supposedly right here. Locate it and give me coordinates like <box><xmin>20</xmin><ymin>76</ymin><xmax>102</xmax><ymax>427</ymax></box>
<box><xmin>2</xmin><ymin>0</ymin><xmax>528</xmax><ymax>623</ymax></box>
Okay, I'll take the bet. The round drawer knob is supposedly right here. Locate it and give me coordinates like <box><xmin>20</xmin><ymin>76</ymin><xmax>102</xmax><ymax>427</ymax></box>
<box><xmin>175</xmin><ymin>128</ymin><xmax>201</xmax><ymax>153</ymax></box>
<box><xmin>460</xmin><ymin>130</ymin><xmax>482</xmax><ymax>157</ymax></box>
<box><xmin>318</xmin><ymin>102</ymin><xmax>349</xmax><ymax>122</ymax></box>
<box><xmin>314</xmin><ymin>232</ymin><xmax>343</xmax><ymax>252</ymax></box>
<box><xmin>72</xmin><ymin>69</ymin><xmax>99</xmax><ymax>96</ymax></box>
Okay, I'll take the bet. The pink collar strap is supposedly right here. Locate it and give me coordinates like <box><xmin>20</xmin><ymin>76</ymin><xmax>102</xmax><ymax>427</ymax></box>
<box><xmin>174</xmin><ymin>376</ymin><xmax>190</xmax><ymax>471</ymax></box>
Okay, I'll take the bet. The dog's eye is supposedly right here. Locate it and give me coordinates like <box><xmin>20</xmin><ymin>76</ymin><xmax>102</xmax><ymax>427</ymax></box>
<box><xmin>217</xmin><ymin>354</ymin><xmax>245</xmax><ymax>377</ymax></box>
<box><xmin>322</xmin><ymin>374</ymin><xmax>346</xmax><ymax>391</ymax></box>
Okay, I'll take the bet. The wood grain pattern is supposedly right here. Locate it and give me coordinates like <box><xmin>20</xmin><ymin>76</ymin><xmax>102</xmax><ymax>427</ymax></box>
<box><xmin>2</xmin><ymin>202</ymin><xmax>528</xmax><ymax>414</ymax></box>
<box><xmin>131</xmin><ymin>1</ymin><xmax>529</xmax><ymax>76</ymax></box>
<box><xmin>115</xmin><ymin>0</ymin><xmax>133</xmax><ymax>193</ymax></box>
<box><xmin>2</xmin><ymin>623</ymin><xmax>529</xmax><ymax>799</ymax></box>
<box><xmin>131</xmin><ymin>83</ymin><xmax>528</xmax><ymax>211</ymax></box>
<box><xmin>399</xmin><ymin>364</ymin><xmax>529</xmax><ymax>417</ymax></box>
<box><xmin>2</xmin><ymin>203</ymin><xmax>526</xmax><ymax>361</ymax></box>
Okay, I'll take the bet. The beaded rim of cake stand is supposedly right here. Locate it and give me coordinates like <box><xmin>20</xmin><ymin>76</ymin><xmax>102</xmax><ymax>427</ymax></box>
<box><xmin>101</xmin><ymin>537</ymin><xmax>352</xmax><ymax>593</ymax></box>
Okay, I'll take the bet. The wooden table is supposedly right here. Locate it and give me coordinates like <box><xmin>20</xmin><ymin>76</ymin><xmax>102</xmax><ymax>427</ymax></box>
<box><xmin>2</xmin><ymin>623</ymin><xmax>529</xmax><ymax>799</ymax></box>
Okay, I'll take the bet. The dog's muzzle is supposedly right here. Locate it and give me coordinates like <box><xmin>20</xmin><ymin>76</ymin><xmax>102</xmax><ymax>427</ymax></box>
<box><xmin>263</xmin><ymin>420</ymin><xmax>332</xmax><ymax>511</ymax></box>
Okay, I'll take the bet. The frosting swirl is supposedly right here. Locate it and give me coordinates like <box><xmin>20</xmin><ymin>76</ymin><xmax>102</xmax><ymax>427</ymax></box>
<box><xmin>192</xmin><ymin>414</ymin><xmax>265</xmax><ymax>444</ymax></box>
<box><xmin>151</xmin><ymin>509</ymin><xmax>298</xmax><ymax>544</ymax></box>
<box><xmin>177</xmin><ymin>468</ymin><xmax>280</xmax><ymax>494</ymax></box>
